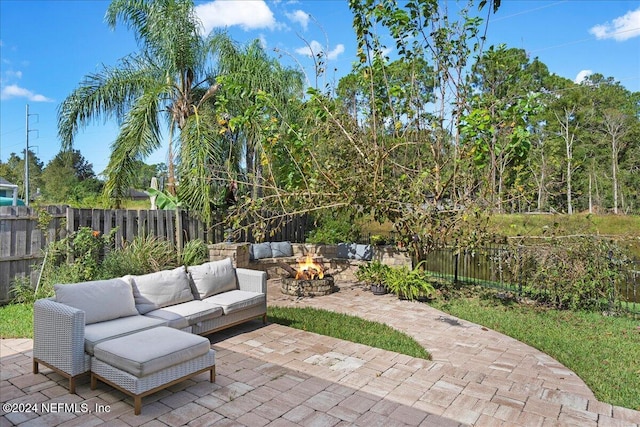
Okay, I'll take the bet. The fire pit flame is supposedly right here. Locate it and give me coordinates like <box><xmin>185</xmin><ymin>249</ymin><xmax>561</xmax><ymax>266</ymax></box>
<box><xmin>295</xmin><ymin>254</ymin><xmax>324</xmax><ymax>280</ymax></box>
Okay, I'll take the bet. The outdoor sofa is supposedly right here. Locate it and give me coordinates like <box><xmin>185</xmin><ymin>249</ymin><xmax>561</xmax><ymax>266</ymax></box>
<box><xmin>32</xmin><ymin>258</ymin><xmax>266</xmax><ymax>413</ymax></box>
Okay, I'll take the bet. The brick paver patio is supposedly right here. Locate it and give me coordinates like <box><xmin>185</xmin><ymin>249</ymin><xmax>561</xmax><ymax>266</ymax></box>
<box><xmin>1</xmin><ymin>279</ymin><xmax>638</xmax><ymax>426</ymax></box>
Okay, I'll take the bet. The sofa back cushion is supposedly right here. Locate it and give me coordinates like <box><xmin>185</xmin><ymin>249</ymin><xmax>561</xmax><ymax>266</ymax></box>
<box><xmin>187</xmin><ymin>258</ymin><xmax>237</xmax><ymax>299</ymax></box>
<box><xmin>126</xmin><ymin>266</ymin><xmax>194</xmax><ymax>314</ymax></box>
<box><xmin>54</xmin><ymin>278</ymin><xmax>138</xmax><ymax>325</ymax></box>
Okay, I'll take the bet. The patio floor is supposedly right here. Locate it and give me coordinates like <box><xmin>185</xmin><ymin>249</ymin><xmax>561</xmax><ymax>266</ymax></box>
<box><xmin>1</xmin><ymin>279</ymin><xmax>638</xmax><ymax>426</ymax></box>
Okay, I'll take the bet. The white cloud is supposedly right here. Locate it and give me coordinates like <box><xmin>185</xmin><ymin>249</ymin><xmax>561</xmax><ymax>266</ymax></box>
<box><xmin>589</xmin><ymin>7</ymin><xmax>640</xmax><ymax>41</ymax></box>
<box><xmin>286</xmin><ymin>10</ymin><xmax>309</xmax><ymax>31</ymax></box>
<box><xmin>295</xmin><ymin>40</ymin><xmax>345</xmax><ymax>61</ymax></box>
<box><xmin>0</xmin><ymin>84</ymin><xmax>53</xmax><ymax>102</ymax></box>
<box><xmin>195</xmin><ymin>0</ymin><xmax>276</xmax><ymax>35</ymax></box>
<box><xmin>574</xmin><ymin>70</ymin><xmax>593</xmax><ymax>84</ymax></box>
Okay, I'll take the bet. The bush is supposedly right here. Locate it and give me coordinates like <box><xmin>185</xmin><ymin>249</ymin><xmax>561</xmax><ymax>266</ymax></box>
<box><xmin>99</xmin><ymin>235</ymin><xmax>177</xmax><ymax>278</ymax></box>
<box><xmin>307</xmin><ymin>210</ymin><xmax>361</xmax><ymax>244</ymax></box>
<box><xmin>179</xmin><ymin>239</ymin><xmax>209</xmax><ymax>266</ymax></box>
<box><xmin>384</xmin><ymin>262</ymin><xmax>437</xmax><ymax>301</ymax></box>
<box><xmin>506</xmin><ymin>237</ymin><xmax>629</xmax><ymax>311</ymax></box>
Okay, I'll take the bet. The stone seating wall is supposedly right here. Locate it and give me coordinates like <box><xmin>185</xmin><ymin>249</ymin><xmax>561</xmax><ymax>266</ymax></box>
<box><xmin>208</xmin><ymin>243</ymin><xmax>412</xmax><ymax>282</ymax></box>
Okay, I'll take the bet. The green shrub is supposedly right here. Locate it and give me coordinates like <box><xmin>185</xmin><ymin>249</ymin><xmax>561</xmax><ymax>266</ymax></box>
<box><xmin>384</xmin><ymin>262</ymin><xmax>436</xmax><ymax>301</ymax></box>
<box><xmin>100</xmin><ymin>235</ymin><xmax>177</xmax><ymax>277</ymax></box>
<box><xmin>507</xmin><ymin>237</ymin><xmax>629</xmax><ymax>311</ymax></box>
<box><xmin>307</xmin><ymin>210</ymin><xmax>361</xmax><ymax>244</ymax></box>
<box><xmin>355</xmin><ymin>260</ymin><xmax>390</xmax><ymax>285</ymax></box>
<box><xmin>179</xmin><ymin>239</ymin><xmax>209</xmax><ymax>266</ymax></box>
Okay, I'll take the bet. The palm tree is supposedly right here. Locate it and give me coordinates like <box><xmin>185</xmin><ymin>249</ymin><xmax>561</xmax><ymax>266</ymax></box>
<box><xmin>58</xmin><ymin>0</ymin><xmax>230</xmax><ymax>221</ymax></box>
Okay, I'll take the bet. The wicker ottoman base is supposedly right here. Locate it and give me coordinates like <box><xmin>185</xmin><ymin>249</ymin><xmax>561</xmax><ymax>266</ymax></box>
<box><xmin>90</xmin><ymin>327</ymin><xmax>216</xmax><ymax>415</ymax></box>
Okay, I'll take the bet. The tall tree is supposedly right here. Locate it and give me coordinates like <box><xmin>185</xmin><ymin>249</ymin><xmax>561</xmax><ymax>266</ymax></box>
<box><xmin>41</xmin><ymin>150</ymin><xmax>102</xmax><ymax>204</ymax></box>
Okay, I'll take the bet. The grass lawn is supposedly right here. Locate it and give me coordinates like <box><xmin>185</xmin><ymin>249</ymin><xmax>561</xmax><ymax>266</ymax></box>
<box><xmin>431</xmin><ymin>295</ymin><xmax>640</xmax><ymax>410</ymax></box>
<box><xmin>268</xmin><ymin>306</ymin><xmax>430</xmax><ymax>360</ymax></box>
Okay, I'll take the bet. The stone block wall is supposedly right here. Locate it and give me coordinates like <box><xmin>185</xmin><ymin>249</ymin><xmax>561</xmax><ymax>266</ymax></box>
<box><xmin>208</xmin><ymin>242</ymin><xmax>411</xmax><ymax>282</ymax></box>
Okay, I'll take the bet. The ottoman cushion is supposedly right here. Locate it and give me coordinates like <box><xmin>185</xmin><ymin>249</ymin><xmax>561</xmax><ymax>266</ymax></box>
<box><xmin>93</xmin><ymin>327</ymin><xmax>211</xmax><ymax>377</ymax></box>
<box><xmin>84</xmin><ymin>315</ymin><xmax>167</xmax><ymax>355</ymax></box>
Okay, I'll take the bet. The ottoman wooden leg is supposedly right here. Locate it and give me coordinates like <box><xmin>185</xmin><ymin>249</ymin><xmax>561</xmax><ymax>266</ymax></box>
<box><xmin>210</xmin><ymin>366</ymin><xmax>216</xmax><ymax>382</ymax></box>
<box><xmin>33</xmin><ymin>360</ymin><xmax>39</xmax><ymax>374</ymax></box>
<box><xmin>134</xmin><ymin>396</ymin><xmax>142</xmax><ymax>415</ymax></box>
<box><xmin>90</xmin><ymin>374</ymin><xmax>97</xmax><ymax>390</ymax></box>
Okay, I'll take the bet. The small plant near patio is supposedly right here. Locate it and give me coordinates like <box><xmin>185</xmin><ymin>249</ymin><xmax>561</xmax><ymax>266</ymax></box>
<box><xmin>384</xmin><ymin>262</ymin><xmax>437</xmax><ymax>301</ymax></box>
<box><xmin>355</xmin><ymin>260</ymin><xmax>391</xmax><ymax>294</ymax></box>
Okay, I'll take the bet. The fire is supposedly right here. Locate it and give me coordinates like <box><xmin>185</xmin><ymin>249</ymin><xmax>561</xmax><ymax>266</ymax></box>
<box><xmin>295</xmin><ymin>254</ymin><xmax>324</xmax><ymax>280</ymax></box>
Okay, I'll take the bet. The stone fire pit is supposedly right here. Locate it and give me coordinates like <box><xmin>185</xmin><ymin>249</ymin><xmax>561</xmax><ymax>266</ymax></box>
<box><xmin>281</xmin><ymin>276</ymin><xmax>336</xmax><ymax>297</ymax></box>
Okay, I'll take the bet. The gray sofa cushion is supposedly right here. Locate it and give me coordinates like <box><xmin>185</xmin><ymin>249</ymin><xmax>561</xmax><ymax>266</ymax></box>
<box><xmin>54</xmin><ymin>278</ymin><xmax>138</xmax><ymax>325</ymax></box>
<box><xmin>145</xmin><ymin>300</ymin><xmax>224</xmax><ymax>329</ymax></box>
<box><xmin>270</xmin><ymin>241</ymin><xmax>293</xmax><ymax>258</ymax></box>
<box><xmin>93</xmin><ymin>326</ymin><xmax>211</xmax><ymax>377</ymax></box>
<box><xmin>250</xmin><ymin>242</ymin><xmax>272</xmax><ymax>260</ymax></box>
<box><xmin>187</xmin><ymin>258</ymin><xmax>237</xmax><ymax>299</ymax></box>
<box><xmin>84</xmin><ymin>315</ymin><xmax>166</xmax><ymax>355</ymax></box>
<box><xmin>336</xmin><ymin>243</ymin><xmax>373</xmax><ymax>261</ymax></box>
<box><xmin>126</xmin><ymin>266</ymin><xmax>194</xmax><ymax>314</ymax></box>
<box><xmin>203</xmin><ymin>290</ymin><xmax>266</xmax><ymax>315</ymax></box>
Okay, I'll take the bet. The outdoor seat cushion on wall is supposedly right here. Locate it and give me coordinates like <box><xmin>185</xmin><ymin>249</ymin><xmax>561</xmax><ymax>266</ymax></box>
<box><xmin>250</xmin><ymin>241</ymin><xmax>293</xmax><ymax>260</ymax></box>
<box><xmin>336</xmin><ymin>243</ymin><xmax>373</xmax><ymax>261</ymax></box>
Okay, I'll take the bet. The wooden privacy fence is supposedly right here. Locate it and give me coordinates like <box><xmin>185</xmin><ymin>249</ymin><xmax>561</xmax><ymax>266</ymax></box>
<box><xmin>0</xmin><ymin>205</ymin><xmax>309</xmax><ymax>304</ymax></box>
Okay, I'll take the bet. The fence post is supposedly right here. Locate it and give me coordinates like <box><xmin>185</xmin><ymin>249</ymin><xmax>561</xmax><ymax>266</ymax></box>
<box><xmin>175</xmin><ymin>209</ymin><xmax>184</xmax><ymax>252</ymax></box>
<box><xmin>454</xmin><ymin>252</ymin><xmax>459</xmax><ymax>284</ymax></box>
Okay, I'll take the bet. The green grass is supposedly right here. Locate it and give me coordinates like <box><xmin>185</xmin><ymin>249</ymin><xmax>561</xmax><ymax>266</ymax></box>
<box><xmin>0</xmin><ymin>303</ymin><xmax>33</xmax><ymax>339</ymax></box>
<box><xmin>268</xmin><ymin>306</ymin><xmax>430</xmax><ymax>360</ymax></box>
<box><xmin>431</xmin><ymin>296</ymin><xmax>640</xmax><ymax>410</ymax></box>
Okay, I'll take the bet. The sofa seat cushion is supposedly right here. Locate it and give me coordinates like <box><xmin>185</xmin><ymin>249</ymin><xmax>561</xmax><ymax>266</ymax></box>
<box><xmin>203</xmin><ymin>290</ymin><xmax>266</xmax><ymax>315</ymax></box>
<box><xmin>126</xmin><ymin>267</ymin><xmax>194</xmax><ymax>314</ymax></box>
<box><xmin>54</xmin><ymin>278</ymin><xmax>138</xmax><ymax>324</ymax></box>
<box><xmin>84</xmin><ymin>315</ymin><xmax>167</xmax><ymax>355</ymax></box>
<box><xmin>93</xmin><ymin>326</ymin><xmax>211</xmax><ymax>377</ymax></box>
<box><xmin>144</xmin><ymin>301</ymin><xmax>224</xmax><ymax>329</ymax></box>
<box><xmin>187</xmin><ymin>258</ymin><xmax>237</xmax><ymax>299</ymax></box>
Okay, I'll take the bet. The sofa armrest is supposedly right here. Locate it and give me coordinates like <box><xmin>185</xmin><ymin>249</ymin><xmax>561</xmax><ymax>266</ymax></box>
<box><xmin>33</xmin><ymin>299</ymin><xmax>88</xmax><ymax>377</ymax></box>
<box><xmin>236</xmin><ymin>268</ymin><xmax>267</xmax><ymax>294</ymax></box>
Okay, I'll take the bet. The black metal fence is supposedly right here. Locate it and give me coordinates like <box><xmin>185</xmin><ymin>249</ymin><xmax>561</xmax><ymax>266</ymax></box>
<box><xmin>422</xmin><ymin>244</ymin><xmax>640</xmax><ymax>315</ymax></box>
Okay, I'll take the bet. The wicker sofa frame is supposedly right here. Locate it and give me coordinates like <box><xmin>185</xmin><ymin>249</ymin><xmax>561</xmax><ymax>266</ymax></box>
<box><xmin>33</xmin><ymin>264</ymin><xmax>267</xmax><ymax>394</ymax></box>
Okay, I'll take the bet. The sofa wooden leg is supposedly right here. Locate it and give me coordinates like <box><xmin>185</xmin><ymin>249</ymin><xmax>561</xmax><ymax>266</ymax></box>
<box><xmin>90</xmin><ymin>374</ymin><xmax>97</xmax><ymax>390</ymax></box>
<box><xmin>33</xmin><ymin>360</ymin><xmax>39</xmax><ymax>374</ymax></box>
<box><xmin>262</xmin><ymin>313</ymin><xmax>267</xmax><ymax>324</ymax></box>
<box><xmin>69</xmin><ymin>377</ymin><xmax>76</xmax><ymax>394</ymax></box>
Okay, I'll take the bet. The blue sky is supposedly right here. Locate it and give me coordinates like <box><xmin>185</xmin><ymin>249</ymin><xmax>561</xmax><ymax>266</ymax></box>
<box><xmin>1</xmin><ymin>0</ymin><xmax>639</xmax><ymax>178</ymax></box>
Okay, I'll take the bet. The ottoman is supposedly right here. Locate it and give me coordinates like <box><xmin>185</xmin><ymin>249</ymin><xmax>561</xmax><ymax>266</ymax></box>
<box><xmin>90</xmin><ymin>326</ymin><xmax>215</xmax><ymax>415</ymax></box>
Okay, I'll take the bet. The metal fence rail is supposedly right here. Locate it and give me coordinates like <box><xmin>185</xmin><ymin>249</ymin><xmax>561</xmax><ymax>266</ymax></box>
<box><xmin>422</xmin><ymin>244</ymin><xmax>640</xmax><ymax>315</ymax></box>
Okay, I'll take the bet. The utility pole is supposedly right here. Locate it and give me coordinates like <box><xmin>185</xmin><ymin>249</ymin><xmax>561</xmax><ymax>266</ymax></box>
<box><xmin>25</xmin><ymin>104</ymin><xmax>38</xmax><ymax>206</ymax></box>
